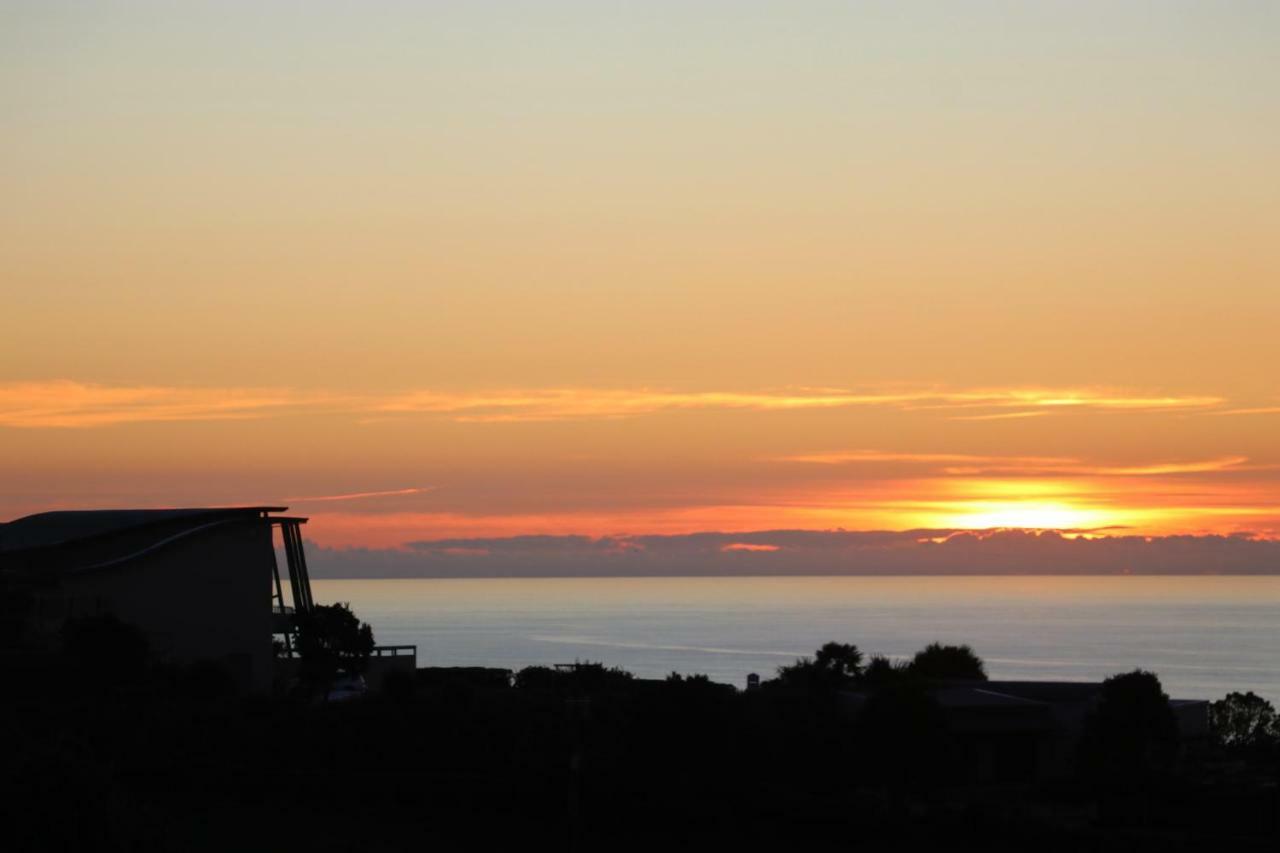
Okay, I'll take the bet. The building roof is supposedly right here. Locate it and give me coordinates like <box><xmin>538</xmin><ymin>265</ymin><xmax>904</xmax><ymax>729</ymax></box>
<box><xmin>959</xmin><ymin>680</ymin><xmax>1105</xmax><ymax>704</ymax></box>
<box><xmin>932</xmin><ymin>686</ymin><xmax>1050</xmax><ymax>710</ymax></box>
<box><xmin>0</xmin><ymin>507</ymin><xmax>286</xmax><ymax>560</ymax></box>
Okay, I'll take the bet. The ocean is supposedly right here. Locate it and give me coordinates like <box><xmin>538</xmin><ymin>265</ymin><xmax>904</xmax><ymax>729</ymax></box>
<box><xmin>312</xmin><ymin>575</ymin><xmax>1280</xmax><ymax>703</ymax></box>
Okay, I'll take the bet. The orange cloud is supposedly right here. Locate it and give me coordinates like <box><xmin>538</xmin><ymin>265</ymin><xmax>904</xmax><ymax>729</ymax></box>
<box><xmin>299</xmin><ymin>505</ymin><xmax>867</xmax><ymax>549</ymax></box>
<box><xmin>375</xmin><ymin>386</ymin><xmax>1223</xmax><ymax>423</ymax></box>
<box><xmin>776</xmin><ymin>450</ymin><xmax>1252</xmax><ymax>479</ymax></box>
<box><xmin>282</xmin><ymin>487</ymin><xmax>434</xmax><ymax>503</ymax></box>
<box><xmin>777</xmin><ymin>450</ymin><xmax>1074</xmax><ymax>466</ymax></box>
<box><xmin>373</xmin><ymin>387</ymin><xmax>914</xmax><ymax>421</ymax></box>
<box><xmin>0</xmin><ymin>381</ymin><xmax>1227</xmax><ymax>429</ymax></box>
<box><xmin>948</xmin><ymin>410</ymin><xmax>1052</xmax><ymax>422</ymax></box>
<box><xmin>1211</xmin><ymin>406</ymin><xmax>1280</xmax><ymax>416</ymax></box>
<box><xmin>0</xmin><ymin>381</ymin><xmax>341</xmax><ymax>428</ymax></box>
<box><xmin>1100</xmin><ymin>457</ymin><xmax>1250</xmax><ymax>476</ymax></box>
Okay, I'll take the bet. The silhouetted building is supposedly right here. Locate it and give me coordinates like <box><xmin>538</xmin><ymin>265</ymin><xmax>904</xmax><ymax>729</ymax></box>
<box><xmin>0</xmin><ymin>506</ymin><xmax>314</xmax><ymax>690</ymax></box>
<box><xmin>843</xmin><ymin>679</ymin><xmax>1211</xmax><ymax>783</ymax></box>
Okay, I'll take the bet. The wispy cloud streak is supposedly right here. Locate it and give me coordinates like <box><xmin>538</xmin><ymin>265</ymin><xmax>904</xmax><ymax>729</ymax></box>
<box><xmin>776</xmin><ymin>450</ymin><xmax>1251</xmax><ymax>478</ymax></box>
<box><xmin>1211</xmin><ymin>406</ymin><xmax>1280</xmax><ymax>416</ymax></box>
<box><xmin>777</xmin><ymin>450</ymin><xmax>1074</xmax><ymax>466</ymax></box>
<box><xmin>376</xmin><ymin>386</ymin><xmax>1223</xmax><ymax>423</ymax></box>
<box><xmin>948</xmin><ymin>410</ymin><xmax>1052</xmax><ymax>422</ymax></box>
<box><xmin>0</xmin><ymin>381</ymin><xmax>340</xmax><ymax>428</ymax></box>
<box><xmin>0</xmin><ymin>380</ymin><xmax>1229</xmax><ymax>429</ymax></box>
<box><xmin>282</xmin><ymin>487</ymin><xmax>434</xmax><ymax>503</ymax></box>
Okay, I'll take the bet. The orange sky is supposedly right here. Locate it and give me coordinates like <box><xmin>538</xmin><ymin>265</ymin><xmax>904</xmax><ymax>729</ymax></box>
<box><xmin>2</xmin><ymin>3</ymin><xmax>1277</xmax><ymax>549</ymax></box>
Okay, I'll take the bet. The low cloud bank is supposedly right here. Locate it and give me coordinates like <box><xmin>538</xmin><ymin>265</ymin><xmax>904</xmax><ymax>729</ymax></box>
<box><xmin>304</xmin><ymin>529</ymin><xmax>1280</xmax><ymax>578</ymax></box>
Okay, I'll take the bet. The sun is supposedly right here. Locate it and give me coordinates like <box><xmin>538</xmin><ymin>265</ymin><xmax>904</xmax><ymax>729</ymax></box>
<box><xmin>947</xmin><ymin>501</ymin><xmax>1111</xmax><ymax>531</ymax></box>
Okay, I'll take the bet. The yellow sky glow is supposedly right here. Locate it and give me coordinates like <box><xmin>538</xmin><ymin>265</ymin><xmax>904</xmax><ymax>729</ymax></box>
<box><xmin>2</xmin><ymin>4</ymin><xmax>1278</xmax><ymax>548</ymax></box>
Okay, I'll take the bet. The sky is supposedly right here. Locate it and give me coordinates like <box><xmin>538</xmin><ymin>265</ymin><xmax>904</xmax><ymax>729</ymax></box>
<box><xmin>2</xmin><ymin>2</ymin><xmax>1279</xmax><ymax>558</ymax></box>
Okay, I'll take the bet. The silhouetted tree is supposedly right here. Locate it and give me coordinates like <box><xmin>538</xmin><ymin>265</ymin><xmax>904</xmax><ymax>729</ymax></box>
<box><xmin>908</xmin><ymin>642</ymin><xmax>987</xmax><ymax>681</ymax></box>
<box><xmin>815</xmin><ymin>642</ymin><xmax>864</xmax><ymax>678</ymax></box>
<box><xmin>294</xmin><ymin>601</ymin><xmax>374</xmax><ymax>687</ymax></box>
<box><xmin>1079</xmin><ymin>669</ymin><xmax>1178</xmax><ymax>783</ymax></box>
<box><xmin>1210</xmin><ymin>691</ymin><xmax>1279</xmax><ymax>751</ymax></box>
<box><xmin>775</xmin><ymin>641</ymin><xmax>864</xmax><ymax>689</ymax></box>
<box><xmin>513</xmin><ymin>665</ymin><xmax>560</xmax><ymax>690</ymax></box>
<box><xmin>861</xmin><ymin>653</ymin><xmax>911</xmax><ymax>687</ymax></box>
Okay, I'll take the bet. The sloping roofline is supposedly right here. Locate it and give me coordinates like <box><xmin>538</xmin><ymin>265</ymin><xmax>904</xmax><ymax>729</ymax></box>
<box><xmin>0</xmin><ymin>507</ymin><xmax>288</xmax><ymax>555</ymax></box>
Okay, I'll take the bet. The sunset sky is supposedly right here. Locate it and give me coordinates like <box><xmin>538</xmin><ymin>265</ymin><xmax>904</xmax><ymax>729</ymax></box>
<box><xmin>3</xmin><ymin>2</ymin><xmax>1278</xmax><ymax>550</ymax></box>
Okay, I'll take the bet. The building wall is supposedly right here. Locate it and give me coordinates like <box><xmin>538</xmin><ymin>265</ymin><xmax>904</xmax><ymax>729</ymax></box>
<box><xmin>57</xmin><ymin>519</ymin><xmax>274</xmax><ymax>690</ymax></box>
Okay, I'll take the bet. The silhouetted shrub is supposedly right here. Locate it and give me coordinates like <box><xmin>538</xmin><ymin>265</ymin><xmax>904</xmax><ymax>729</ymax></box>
<box><xmin>665</xmin><ymin>672</ymin><xmax>712</xmax><ymax>685</ymax></box>
<box><xmin>1079</xmin><ymin>669</ymin><xmax>1178</xmax><ymax>783</ymax></box>
<box><xmin>513</xmin><ymin>665</ymin><xmax>560</xmax><ymax>690</ymax></box>
<box><xmin>514</xmin><ymin>661</ymin><xmax>633</xmax><ymax>693</ymax></box>
<box><xmin>1211</xmin><ymin>691</ymin><xmax>1279</xmax><ymax>751</ymax></box>
<box><xmin>908</xmin><ymin>642</ymin><xmax>987</xmax><ymax>681</ymax></box>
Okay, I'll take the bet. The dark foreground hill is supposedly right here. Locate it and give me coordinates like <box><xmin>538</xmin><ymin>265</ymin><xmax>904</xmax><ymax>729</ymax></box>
<box><xmin>3</xmin><ymin>658</ymin><xmax>1278</xmax><ymax>852</ymax></box>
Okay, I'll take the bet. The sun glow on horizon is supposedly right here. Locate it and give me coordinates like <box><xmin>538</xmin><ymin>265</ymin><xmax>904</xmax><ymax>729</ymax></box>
<box><xmin>941</xmin><ymin>501</ymin><xmax>1116</xmax><ymax>532</ymax></box>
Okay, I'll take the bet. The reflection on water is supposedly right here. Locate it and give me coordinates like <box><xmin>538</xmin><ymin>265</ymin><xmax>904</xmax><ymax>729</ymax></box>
<box><xmin>313</xmin><ymin>576</ymin><xmax>1280</xmax><ymax>702</ymax></box>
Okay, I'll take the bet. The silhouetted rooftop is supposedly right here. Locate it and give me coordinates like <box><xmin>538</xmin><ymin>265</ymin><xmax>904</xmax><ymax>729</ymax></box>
<box><xmin>0</xmin><ymin>507</ymin><xmax>285</xmax><ymax>554</ymax></box>
<box><xmin>967</xmin><ymin>680</ymin><xmax>1106</xmax><ymax>703</ymax></box>
<box><xmin>933</xmin><ymin>686</ymin><xmax>1050</xmax><ymax>709</ymax></box>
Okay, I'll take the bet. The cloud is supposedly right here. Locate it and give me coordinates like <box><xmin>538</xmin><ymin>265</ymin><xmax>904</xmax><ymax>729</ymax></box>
<box><xmin>0</xmin><ymin>380</ymin><xmax>1230</xmax><ymax>429</ymax></box>
<box><xmin>0</xmin><ymin>381</ymin><xmax>339</xmax><ymax>428</ymax></box>
<box><xmin>1101</xmin><ymin>457</ymin><xmax>1250</xmax><ymax>476</ymax></box>
<box><xmin>282</xmin><ymin>487</ymin><xmax>434</xmax><ymax>503</ymax></box>
<box><xmin>777</xmin><ymin>450</ymin><xmax>1074</xmax><ymax>466</ymax></box>
<box><xmin>373</xmin><ymin>388</ymin><xmax>917</xmax><ymax>422</ymax></box>
<box><xmin>775</xmin><ymin>450</ymin><xmax>1252</xmax><ymax>478</ymax></box>
<box><xmin>948</xmin><ymin>410</ymin><xmax>1052</xmax><ymax>422</ymax></box>
<box><xmin>1210</xmin><ymin>406</ymin><xmax>1280</xmax><ymax>416</ymax></box>
<box><xmin>305</xmin><ymin>528</ymin><xmax>1280</xmax><ymax>578</ymax></box>
<box><xmin>374</xmin><ymin>386</ymin><xmax>1224</xmax><ymax>423</ymax></box>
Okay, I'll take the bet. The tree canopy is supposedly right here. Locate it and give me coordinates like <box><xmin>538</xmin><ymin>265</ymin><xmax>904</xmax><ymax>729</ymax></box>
<box><xmin>861</xmin><ymin>654</ymin><xmax>912</xmax><ymax>687</ymax></box>
<box><xmin>1210</xmin><ymin>691</ymin><xmax>1279</xmax><ymax>751</ymax></box>
<box><xmin>775</xmin><ymin>641</ymin><xmax>864</xmax><ymax>689</ymax></box>
<box><xmin>293</xmin><ymin>601</ymin><xmax>375</xmax><ymax>686</ymax></box>
<box><xmin>907</xmin><ymin>643</ymin><xmax>987</xmax><ymax>681</ymax></box>
<box><xmin>1079</xmin><ymin>669</ymin><xmax>1179</xmax><ymax>782</ymax></box>
<box><xmin>770</xmin><ymin>641</ymin><xmax>991</xmax><ymax>690</ymax></box>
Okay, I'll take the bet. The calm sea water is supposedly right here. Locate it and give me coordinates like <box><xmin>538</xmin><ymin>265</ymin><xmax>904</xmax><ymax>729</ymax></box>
<box><xmin>312</xmin><ymin>576</ymin><xmax>1280</xmax><ymax>703</ymax></box>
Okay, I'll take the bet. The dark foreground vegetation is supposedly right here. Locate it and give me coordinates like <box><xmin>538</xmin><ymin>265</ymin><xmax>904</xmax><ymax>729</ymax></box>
<box><xmin>3</xmin><ymin>618</ymin><xmax>1278</xmax><ymax>852</ymax></box>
